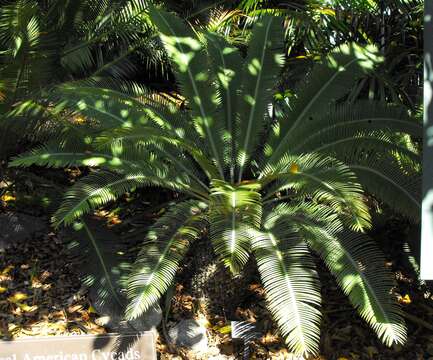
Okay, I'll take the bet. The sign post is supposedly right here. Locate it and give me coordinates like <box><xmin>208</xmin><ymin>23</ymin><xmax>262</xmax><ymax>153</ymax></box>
<box><xmin>0</xmin><ymin>333</ymin><xmax>157</xmax><ymax>360</ymax></box>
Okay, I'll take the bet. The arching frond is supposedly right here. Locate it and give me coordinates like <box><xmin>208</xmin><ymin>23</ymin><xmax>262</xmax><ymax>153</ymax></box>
<box><xmin>252</xmin><ymin>208</ymin><xmax>321</xmax><ymax>356</ymax></box>
<box><xmin>266</xmin><ymin>43</ymin><xmax>383</xmax><ymax>165</ymax></box>
<box><xmin>266</xmin><ymin>202</ymin><xmax>407</xmax><ymax>347</ymax></box>
<box><xmin>204</xmin><ymin>31</ymin><xmax>242</xmax><ymax>182</ymax></box>
<box><xmin>52</xmin><ymin>84</ymin><xmax>163</xmax><ymax>130</ymax></box>
<box><xmin>260</xmin><ymin>153</ymin><xmax>371</xmax><ymax>231</ymax></box>
<box><xmin>66</xmin><ymin>218</ymin><xmax>130</xmax><ymax>317</ymax></box>
<box><xmin>52</xmin><ymin>168</ymin><xmax>203</xmax><ymax>228</ymax></box>
<box><xmin>290</xmin><ymin>101</ymin><xmax>422</xmax><ymax>154</ymax></box>
<box><xmin>306</xmin><ymin>132</ymin><xmax>420</xmax><ymax>166</ymax></box>
<box><xmin>94</xmin><ymin>125</ymin><xmax>219</xmax><ymax>181</ymax></box>
<box><xmin>9</xmin><ymin>141</ymin><xmax>142</xmax><ymax>169</ymax></box>
<box><xmin>126</xmin><ymin>200</ymin><xmax>208</xmax><ymax>319</ymax></box>
<box><xmin>308</xmin><ymin>230</ymin><xmax>407</xmax><ymax>346</ymax></box>
<box><xmin>348</xmin><ymin>156</ymin><xmax>421</xmax><ymax>220</ymax></box>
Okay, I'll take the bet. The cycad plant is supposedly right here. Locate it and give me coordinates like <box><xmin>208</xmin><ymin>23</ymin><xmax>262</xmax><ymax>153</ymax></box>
<box><xmin>11</xmin><ymin>7</ymin><xmax>421</xmax><ymax>357</ymax></box>
<box><xmin>0</xmin><ymin>0</ymin><xmax>165</xmax><ymax>169</ymax></box>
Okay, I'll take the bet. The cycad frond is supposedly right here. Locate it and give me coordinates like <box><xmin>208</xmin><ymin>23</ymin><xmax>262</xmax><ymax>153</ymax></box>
<box><xmin>52</xmin><ymin>84</ymin><xmax>156</xmax><ymax>129</ymax></box>
<box><xmin>209</xmin><ymin>179</ymin><xmax>262</xmax><ymax>274</ymax></box>
<box><xmin>67</xmin><ymin>218</ymin><xmax>130</xmax><ymax>316</ymax></box>
<box><xmin>310</xmin><ymin>230</ymin><xmax>407</xmax><ymax>346</ymax></box>
<box><xmin>253</xmin><ymin>209</ymin><xmax>321</xmax><ymax>356</ymax></box>
<box><xmin>284</xmin><ymin>101</ymin><xmax>421</xmax><ymax>220</ymax></box>
<box><xmin>290</xmin><ymin>101</ymin><xmax>422</xmax><ymax>154</ymax></box>
<box><xmin>55</xmin><ymin>82</ymin><xmax>204</xmax><ymax>142</ymax></box>
<box><xmin>9</xmin><ymin>142</ymin><xmax>142</xmax><ymax>169</ymax></box>
<box><xmin>236</xmin><ymin>15</ymin><xmax>284</xmax><ymax>181</ymax></box>
<box><xmin>0</xmin><ymin>98</ymin><xmax>63</xmax><ymax>159</ymax></box>
<box><xmin>59</xmin><ymin>0</ymin><xmax>155</xmax><ymax>79</ymax></box>
<box><xmin>307</xmin><ymin>132</ymin><xmax>420</xmax><ymax>165</ymax></box>
<box><xmin>126</xmin><ymin>200</ymin><xmax>208</xmax><ymax>320</ymax></box>
<box><xmin>261</xmin><ymin>153</ymin><xmax>371</xmax><ymax>231</ymax></box>
<box><xmin>0</xmin><ymin>0</ymin><xmax>58</xmax><ymax>102</ymax></box>
<box><xmin>148</xmin><ymin>5</ymin><xmax>225</xmax><ymax>178</ymax></box>
<box><xmin>52</xmin><ymin>168</ymin><xmax>199</xmax><ymax>228</ymax></box>
<box><xmin>94</xmin><ymin>125</ymin><xmax>218</xmax><ymax>181</ymax></box>
<box><xmin>348</xmin><ymin>156</ymin><xmax>421</xmax><ymax>220</ymax></box>
<box><xmin>204</xmin><ymin>31</ymin><xmax>242</xmax><ymax>181</ymax></box>
<box><xmin>268</xmin><ymin>202</ymin><xmax>407</xmax><ymax>347</ymax></box>
<box><xmin>266</xmin><ymin>43</ymin><xmax>382</xmax><ymax>165</ymax></box>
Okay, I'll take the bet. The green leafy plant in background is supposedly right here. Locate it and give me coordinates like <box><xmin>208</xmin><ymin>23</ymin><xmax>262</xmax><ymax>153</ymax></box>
<box><xmin>0</xmin><ymin>0</ymin><xmax>166</xmax><ymax>177</ymax></box>
<box><xmin>236</xmin><ymin>0</ymin><xmax>423</xmax><ymax>110</ymax></box>
<box><xmin>11</xmin><ymin>6</ymin><xmax>421</xmax><ymax>357</ymax></box>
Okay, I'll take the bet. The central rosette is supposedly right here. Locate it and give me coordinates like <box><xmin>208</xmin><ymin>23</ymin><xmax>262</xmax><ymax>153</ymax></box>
<box><xmin>209</xmin><ymin>179</ymin><xmax>262</xmax><ymax>275</ymax></box>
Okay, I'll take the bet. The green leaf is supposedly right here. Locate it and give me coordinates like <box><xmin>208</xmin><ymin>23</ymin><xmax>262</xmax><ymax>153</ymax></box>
<box><xmin>237</xmin><ymin>15</ymin><xmax>285</xmax><ymax>181</ymax></box>
<box><xmin>266</xmin><ymin>43</ymin><xmax>383</xmax><ymax>165</ymax></box>
<box><xmin>126</xmin><ymin>200</ymin><xmax>208</xmax><ymax>319</ymax></box>
<box><xmin>322</xmin><ymin>233</ymin><xmax>406</xmax><ymax>345</ymax></box>
<box><xmin>297</xmin><ymin>220</ymin><xmax>407</xmax><ymax>346</ymax></box>
<box><xmin>252</xmin><ymin>208</ymin><xmax>321</xmax><ymax>356</ymax></box>
<box><xmin>52</xmin><ymin>169</ymin><xmax>197</xmax><ymax>227</ymax></box>
<box><xmin>209</xmin><ymin>179</ymin><xmax>262</xmax><ymax>274</ymax></box>
<box><xmin>66</xmin><ymin>218</ymin><xmax>129</xmax><ymax>316</ymax></box>
<box><xmin>260</xmin><ymin>153</ymin><xmax>371</xmax><ymax>231</ymax></box>
<box><xmin>348</xmin><ymin>157</ymin><xmax>421</xmax><ymax>221</ymax></box>
<box><xmin>54</xmin><ymin>85</ymin><xmax>158</xmax><ymax>130</ymax></box>
<box><xmin>9</xmin><ymin>142</ymin><xmax>142</xmax><ymax>169</ymax></box>
<box><xmin>149</xmin><ymin>6</ymin><xmax>225</xmax><ymax>179</ymax></box>
<box><xmin>95</xmin><ymin>125</ymin><xmax>219</xmax><ymax>182</ymax></box>
<box><xmin>205</xmin><ymin>32</ymin><xmax>243</xmax><ymax>182</ymax></box>
<box><xmin>264</xmin><ymin>202</ymin><xmax>407</xmax><ymax>347</ymax></box>
<box><xmin>290</xmin><ymin>101</ymin><xmax>422</xmax><ymax>154</ymax></box>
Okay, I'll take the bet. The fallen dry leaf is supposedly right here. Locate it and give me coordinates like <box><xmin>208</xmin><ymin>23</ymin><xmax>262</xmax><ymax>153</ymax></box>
<box><xmin>398</xmin><ymin>294</ymin><xmax>412</xmax><ymax>304</ymax></box>
<box><xmin>8</xmin><ymin>292</ymin><xmax>28</xmax><ymax>303</ymax></box>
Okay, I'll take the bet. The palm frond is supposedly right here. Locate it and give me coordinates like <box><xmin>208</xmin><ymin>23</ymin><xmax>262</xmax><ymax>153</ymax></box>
<box><xmin>52</xmin><ymin>84</ymin><xmax>156</xmax><ymax>129</ymax></box>
<box><xmin>95</xmin><ymin>125</ymin><xmax>218</xmax><ymax>181</ymax></box>
<box><xmin>306</xmin><ymin>132</ymin><xmax>420</xmax><ymax>166</ymax></box>
<box><xmin>260</xmin><ymin>153</ymin><xmax>371</xmax><ymax>231</ymax></box>
<box><xmin>148</xmin><ymin>5</ymin><xmax>225</xmax><ymax>178</ymax></box>
<box><xmin>66</xmin><ymin>218</ymin><xmax>130</xmax><ymax>316</ymax></box>
<box><xmin>204</xmin><ymin>31</ymin><xmax>242</xmax><ymax>182</ymax></box>
<box><xmin>348</xmin><ymin>156</ymin><xmax>421</xmax><ymax>220</ymax></box>
<box><xmin>52</xmin><ymin>167</ymin><xmax>201</xmax><ymax>228</ymax></box>
<box><xmin>236</xmin><ymin>15</ymin><xmax>284</xmax><ymax>181</ymax></box>
<box><xmin>290</xmin><ymin>101</ymin><xmax>422</xmax><ymax>154</ymax></box>
<box><xmin>252</xmin><ymin>208</ymin><xmax>321</xmax><ymax>356</ymax></box>
<box><xmin>9</xmin><ymin>139</ymin><xmax>151</xmax><ymax>172</ymax></box>
<box><xmin>266</xmin><ymin>43</ymin><xmax>383</xmax><ymax>165</ymax></box>
<box><xmin>266</xmin><ymin>202</ymin><xmax>407</xmax><ymax>347</ymax></box>
<box><xmin>0</xmin><ymin>0</ymin><xmax>58</xmax><ymax>102</ymax></box>
<box><xmin>126</xmin><ymin>200</ymin><xmax>208</xmax><ymax>319</ymax></box>
<box><xmin>48</xmin><ymin>85</ymin><xmax>219</xmax><ymax>180</ymax></box>
<box><xmin>309</xmin><ymin>230</ymin><xmax>407</xmax><ymax>346</ymax></box>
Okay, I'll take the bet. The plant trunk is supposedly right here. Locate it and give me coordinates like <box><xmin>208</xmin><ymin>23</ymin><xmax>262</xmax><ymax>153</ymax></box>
<box><xmin>182</xmin><ymin>236</ymin><xmax>255</xmax><ymax>319</ymax></box>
